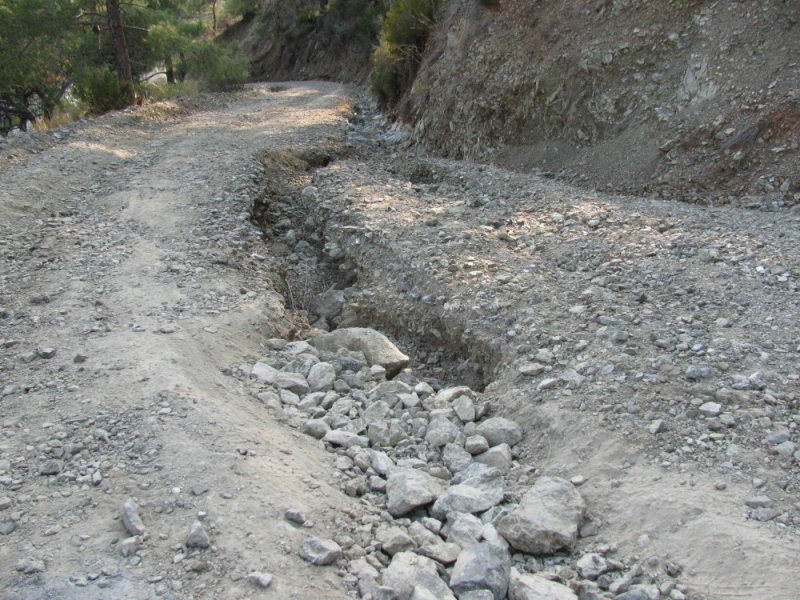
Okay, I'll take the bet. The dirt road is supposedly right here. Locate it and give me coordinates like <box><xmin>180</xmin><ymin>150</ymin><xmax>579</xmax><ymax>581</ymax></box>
<box><xmin>1</xmin><ymin>83</ymin><xmax>800</xmax><ymax>600</ymax></box>
<box><xmin>0</xmin><ymin>83</ymin><xmax>355</xmax><ymax>600</ymax></box>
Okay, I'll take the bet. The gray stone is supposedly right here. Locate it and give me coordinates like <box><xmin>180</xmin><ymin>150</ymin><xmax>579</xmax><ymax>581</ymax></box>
<box><xmin>298</xmin><ymin>391</ymin><xmax>325</xmax><ymax>410</ymax></box>
<box><xmin>16</xmin><ymin>558</ymin><xmax>46</xmax><ymax>574</ymax></box>
<box><xmin>307</xmin><ymin>362</ymin><xmax>336</xmax><ymax>392</ymax></box>
<box><xmin>186</xmin><ymin>521</ymin><xmax>210</xmax><ymax>548</ymax></box>
<box><xmin>716</xmin><ymin>388</ymin><xmax>749</xmax><ymax>404</ymax></box>
<box><xmin>473</xmin><ymin>444</ymin><xmax>513</xmax><ymax>474</ymax></box>
<box><xmin>352</xmin><ymin>558</ymin><xmax>380</xmax><ymax>597</ymax></box>
<box><xmin>449</xmin><ymin>542</ymin><xmax>511</xmax><ymax>600</ymax></box>
<box><xmin>376</xmin><ymin>526</ymin><xmax>417</xmax><ymax>555</ymax></box>
<box><xmin>19</xmin><ymin>351</ymin><xmax>37</xmax><ymax>363</ymax></box>
<box><xmin>36</xmin><ymin>347</ymin><xmax>56</xmax><ymax>359</ymax></box>
<box><xmin>518</xmin><ymin>363</ymin><xmax>545</xmax><ymax>377</ymax></box>
<box><xmin>311</xmin><ymin>289</ymin><xmax>345</xmax><ymax>321</ymax></box>
<box><xmin>508</xmin><ymin>568</ymin><xmax>577</xmax><ymax>600</ymax></box>
<box><xmin>280</xmin><ymin>389</ymin><xmax>300</xmax><ymax>406</ymax></box>
<box><xmin>453</xmin><ymin>395</ymin><xmax>476</xmax><ymax>422</ymax></box>
<box><xmin>0</xmin><ymin>520</ymin><xmax>15</xmax><ymax>535</ymax></box>
<box><xmin>431</xmin><ymin>468</ymin><xmax>505</xmax><ymax>519</ymax></box>
<box><xmin>381</xmin><ymin>552</ymin><xmax>456</xmax><ymax>600</ymax></box>
<box><xmin>497</xmin><ymin>476</ymin><xmax>585</xmax><ymax>554</ymax></box>
<box><xmin>301</xmin><ymin>419</ymin><xmax>331</xmax><ymax>439</ymax></box>
<box><xmin>285</xmin><ymin>508</ymin><xmax>306</xmax><ymax>525</ymax></box>
<box><xmin>273</xmin><ymin>372</ymin><xmax>310</xmax><ymax>395</ymax></box>
<box><xmin>575</xmin><ymin>553</ymin><xmax>610</xmax><ymax>579</ymax></box>
<box><xmin>299</xmin><ymin>537</ymin><xmax>342</xmax><ymax>565</ymax></box>
<box><xmin>443</xmin><ymin>443</ymin><xmax>473</xmax><ymax>474</ymax></box>
<box><xmin>416</xmin><ymin>541</ymin><xmax>461</xmax><ymax>565</ymax></box>
<box><xmin>409</xmin><ymin>587</ymin><xmax>440</xmax><ymax>600</ymax></box>
<box><xmin>369</xmin><ymin>449</ymin><xmax>395</xmax><ymax>476</ymax></box>
<box><xmin>408</xmin><ymin>521</ymin><xmax>440</xmax><ymax>546</ymax></box>
<box><xmin>425</xmin><ymin>414</ymin><xmax>461</xmax><ymax>447</ymax></box>
<box><xmin>247</xmin><ymin>571</ymin><xmax>273</xmax><ymax>588</ymax></box>
<box><xmin>432</xmin><ymin>386</ymin><xmax>473</xmax><ymax>407</ymax></box>
<box><xmin>536</xmin><ymin>378</ymin><xmax>558</xmax><ymax>391</ymax></box>
<box><xmin>323</xmin><ymin>430</ymin><xmax>370</xmax><ymax>448</ymax></box>
<box><xmin>773</xmin><ymin>440</ymin><xmax>797</xmax><ymax>457</ymax></box>
<box><xmin>398</xmin><ymin>392</ymin><xmax>421</xmax><ymax>408</ymax></box>
<box><xmin>451</xmin><ymin>462</ymin><xmax>493</xmax><ymax>484</ymax></box>
<box><xmin>745</xmin><ymin>495</ymin><xmax>772</xmax><ymax>508</ymax></box>
<box><xmin>251</xmin><ymin>362</ymin><xmax>278</xmax><ymax>384</ymax></box>
<box><xmin>465</xmin><ymin>435</ymin><xmax>490</xmax><ymax>455</ymax></box>
<box><xmin>363</xmin><ymin>401</ymin><xmax>392</xmax><ymax>426</ymax></box>
<box><xmin>765</xmin><ymin>430</ymin><xmax>791</xmax><ymax>445</ymax></box>
<box><xmin>416</xmin><ymin>540</ymin><xmax>461</xmax><ymax>565</ymax></box>
<box><xmin>371</xmin><ymin>380</ymin><xmax>412</xmax><ymax>398</ymax></box>
<box><xmin>699</xmin><ymin>402</ymin><xmax>722</xmax><ymax>417</ymax></box>
<box><xmin>460</xmin><ymin>592</ymin><xmax>496</xmax><ymax>600</ymax></box>
<box><xmin>309</xmin><ymin>328</ymin><xmax>409</xmax><ymax>377</ymax></box>
<box><xmin>39</xmin><ymin>459</ymin><xmax>63</xmax><ymax>475</ymax></box>
<box><xmin>475</xmin><ymin>418</ymin><xmax>523</xmax><ymax>447</ymax></box>
<box><xmin>615</xmin><ymin>585</ymin><xmax>660</xmax><ymax>600</ymax></box>
<box><xmin>446</xmin><ymin>512</ymin><xmax>484</xmax><ymax>548</ymax></box>
<box><xmin>122</xmin><ymin>499</ymin><xmax>146</xmax><ymax>536</ymax></box>
<box><xmin>386</xmin><ymin>469</ymin><xmax>446</xmax><ymax>516</ymax></box>
<box><xmin>119</xmin><ymin>535</ymin><xmax>141</xmax><ymax>557</ymax></box>
<box><xmin>559</xmin><ymin>368</ymin><xmax>585</xmax><ymax>389</ymax></box>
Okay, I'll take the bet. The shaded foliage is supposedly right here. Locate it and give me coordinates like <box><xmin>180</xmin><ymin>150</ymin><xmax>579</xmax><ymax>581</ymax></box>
<box><xmin>0</xmin><ymin>0</ymin><xmax>248</xmax><ymax>132</ymax></box>
<box><xmin>370</xmin><ymin>0</ymin><xmax>443</xmax><ymax>108</ymax></box>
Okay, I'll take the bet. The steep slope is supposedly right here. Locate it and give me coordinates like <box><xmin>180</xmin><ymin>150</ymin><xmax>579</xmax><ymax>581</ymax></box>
<box><xmin>222</xmin><ymin>1</ymin><xmax>380</xmax><ymax>84</ymax></box>
<box><xmin>404</xmin><ymin>0</ymin><xmax>800</xmax><ymax>201</ymax></box>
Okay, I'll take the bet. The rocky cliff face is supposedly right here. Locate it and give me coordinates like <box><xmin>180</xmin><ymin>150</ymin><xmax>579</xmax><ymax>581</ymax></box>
<box><xmin>404</xmin><ymin>0</ymin><xmax>799</xmax><ymax>200</ymax></box>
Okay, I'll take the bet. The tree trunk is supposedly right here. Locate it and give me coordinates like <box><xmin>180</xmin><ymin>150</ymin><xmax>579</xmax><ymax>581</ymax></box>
<box><xmin>166</xmin><ymin>56</ymin><xmax>176</xmax><ymax>84</ymax></box>
<box><xmin>106</xmin><ymin>0</ymin><xmax>135</xmax><ymax>102</ymax></box>
<box><xmin>212</xmin><ymin>0</ymin><xmax>217</xmax><ymax>32</ymax></box>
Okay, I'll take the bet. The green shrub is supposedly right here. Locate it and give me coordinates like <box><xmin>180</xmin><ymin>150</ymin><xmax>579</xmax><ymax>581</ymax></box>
<box><xmin>381</xmin><ymin>0</ymin><xmax>441</xmax><ymax>48</ymax></box>
<box><xmin>187</xmin><ymin>43</ymin><xmax>249</xmax><ymax>91</ymax></box>
<box><xmin>324</xmin><ymin>0</ymin><xmax>388</xmax><ymax>43</ymax></box>
<box><xmin>223</xmin><ymin>0</ymin><xmax>263</xmax><ymax>19</ymax></box>
<box><xmin>370</xmin><ymin>0</ymin><xmax>442</xmax><ymax>108</ymax></box>
<box><xmin>140</xmin><ymin>80</ymin><xmax>200</xmax><ymax>101</ymax></box>
<box><xmin>73</xmin><ymin>67</ymin><xmax>135</xmax><ymax>115</ymax></box>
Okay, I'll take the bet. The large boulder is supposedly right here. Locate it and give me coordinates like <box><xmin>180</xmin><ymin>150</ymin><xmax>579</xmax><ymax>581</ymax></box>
<box><xmin>442</xmin><ymin>443</ymin><xmax>473</xmax><ymax>474</ymax></box>
<box><xmin>251</xmin><ymin>362</ymin><xmax>278</xmax><ymax>384</ymax></box>
<box><xmin>381</xmin><ymin>552</ymin><xmax>456</xmax><ymax>600</ymax></box>
<box><xmin>375</xmin><ymin>526</ymin><xmax>417</xmax><ymax>556</ymax></box>
<box><xmin>473</xmin><ymin>444</ymin><xmax>513</xmax><ymax>473</ymax></box>
<box><xmin>322</xmin><ymin>430</ymin><xmax>370</xmax><ymax>448</ymax></box>
<box><xmin>475</xmin><ymin>417</ymin><xmax>524</xmax><ymax>447</ymax></box>
<box><xmin>307</xmin><ymin>362</ymin><xmax>336</xmax><ymax>392</ymax></box>
<box><xmin>508</xmin><ymin>568</ymin><xmax>577</xmax><ymax>600</ymax></box>
<box><xmin>431</xmin><ymin>468</ymin><xmax>504</xmax><ymax>519</ymax></box>
<box><xmin>449</xmin><ymin>542</ymin><xmax>511</xmax><ymax>600</ymax></box>
<box><xmin>425</xmin><ymin>414</ymin><xmax>462</xmax><ymax>447</ymax></box>
<box><xmin>386</xmin><ymin>469</ymin><xmax>446</xmax><ymax>516</ymax></box>
<box><xmin>309</xmin><ymin>328</ymin><xmax>409</xmax><ymax>377</ymax></box>
<box><xmin>497</xmin><ymin>477</ymin><xmax>585</xmax><ymax>554</ymax></box>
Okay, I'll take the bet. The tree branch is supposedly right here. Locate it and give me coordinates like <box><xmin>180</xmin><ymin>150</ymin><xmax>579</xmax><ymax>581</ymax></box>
<box><xmin>139</xmin><ymin>71</ymin><xmax>167</xmax><ymax>82</ymax></box>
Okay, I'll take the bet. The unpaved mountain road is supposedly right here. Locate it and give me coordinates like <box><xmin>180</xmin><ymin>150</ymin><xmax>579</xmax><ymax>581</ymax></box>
<box><xmin>0</xmin><ymin>83</ymin><xmax>355</xmax><ymax>600</ymax></box>
<box><xmin>1</xmin><ymin>83</ymin><xmax>800</xmax><ymax>600</ymax></box>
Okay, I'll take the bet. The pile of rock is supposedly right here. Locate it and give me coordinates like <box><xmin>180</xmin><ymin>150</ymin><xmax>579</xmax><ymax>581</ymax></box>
<box><xmin>232</xmin><ymin>327</ymin><xmax>690</xmax><ymax>599</ymax></box>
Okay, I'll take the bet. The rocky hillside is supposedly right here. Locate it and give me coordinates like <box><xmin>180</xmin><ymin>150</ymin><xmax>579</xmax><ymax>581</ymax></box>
<box><xmin>404</xmin><ymin>0</ymin><xmax>800</xmax><ymax>200</ymax></box>
<box><xmin>232</xmin><ymin>0</ymin><xmax>799</xmax><ymax>203</ymax></box>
